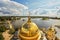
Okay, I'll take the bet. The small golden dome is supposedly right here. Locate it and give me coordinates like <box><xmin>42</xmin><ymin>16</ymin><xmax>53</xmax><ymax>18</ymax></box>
<box><xmin>20</xmin><ymin>17</ymin><xmax>39</xmax><ymax>37</ymax></box>
<box><xmin>46</xmin><ymin>27</ymin><xmax>56</xmax><ymax>40</ymax></box>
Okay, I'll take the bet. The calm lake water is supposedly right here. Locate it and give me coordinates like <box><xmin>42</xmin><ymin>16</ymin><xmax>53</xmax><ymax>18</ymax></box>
<box><xmin>12</xmin><ymin>18</ymin><xmax>60</xmax><ymax>28</ymax></box>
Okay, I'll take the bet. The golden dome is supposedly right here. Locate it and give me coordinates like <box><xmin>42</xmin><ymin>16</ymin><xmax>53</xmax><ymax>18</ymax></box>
<box><xmin>19</xmin><ymin>16</ymin><xmax>42</xmax><ymax>40</ymax></box>
<box><xmin>46</xmin><ymin>27</ymin><xmax>56</xmax><ymax>40</ymax></box>
<box><xmin>20</xmin><ymin>17</ymin><xmax>39</xmax><ymax>37</ymax></box>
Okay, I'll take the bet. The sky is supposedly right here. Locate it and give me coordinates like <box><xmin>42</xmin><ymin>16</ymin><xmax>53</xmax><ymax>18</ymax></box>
<box><xmin>0</xmin><ymin>0</ymin><xmax>28</xmax><ymax>16</ymax></box>
<box><xmin>12</xmin><ymin>0</ymin><xmax>60</xmax><ymax>11</ymax></box>
<box><xmin>0</xmin><ymin>0</ymin><xmax>60</xmax><ymax>17</ymax></box>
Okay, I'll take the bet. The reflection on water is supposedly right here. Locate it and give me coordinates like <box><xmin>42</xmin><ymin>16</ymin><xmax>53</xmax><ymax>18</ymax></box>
<box><xmin>12</xmin><ymin>18</ymin><xmax>60</xmax><ymax>29</ymax></box>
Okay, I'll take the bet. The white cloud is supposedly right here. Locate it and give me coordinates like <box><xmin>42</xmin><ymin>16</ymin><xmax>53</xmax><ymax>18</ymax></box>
<box><xmin>0</xmin><ymin>0</ymin><xmax>28</xmax><ymax>16</ymax></box>
<box><xmin>32</xmin><ymin>8</ymin><xmax>60</xmax><ymax>17</ymax></box>
<box><xmin>0</xmin><ymin>0</ymin><xmax>10</xmax><ymax>1</ymax></box>
<box><xmin>45</xmin><ymin>0</ymin><xmax>60</xmax><ymax>8</ymax></box>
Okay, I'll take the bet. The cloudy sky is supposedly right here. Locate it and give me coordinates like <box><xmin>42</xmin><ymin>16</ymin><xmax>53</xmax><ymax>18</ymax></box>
<box><xmin>12</xmin><ymin>0</ymin><xmax>60</xmax><ymax>17</ymax></box>
<box><xmin>0</xmin><ymin>0</ymin><xmax>60</xmax><ymax>16</ymax></box>
<box><xmin>12</xmin><ymin>0</ymin><xmax>60</xmax><ymax>10</ymax></box>
<box><xmin>0</xmin><ymin>0</ymin><xmax>28</xmax><ymax>16</ymax></box>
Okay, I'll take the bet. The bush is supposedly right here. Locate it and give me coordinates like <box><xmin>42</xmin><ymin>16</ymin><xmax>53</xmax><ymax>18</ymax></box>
<box><xmin>0</xmin><ymin>26</ymin><xmax>7</xmax><ymax>32</ymax></box>
<box><xmin>0</xmin><ymin>33</ymin><xmax>4</xmax><ymax>40</ymax></box>
<box><xmin>42</xmin><ymin>18</ymin><xmax>49</xmax><ymax>20</ymax></box>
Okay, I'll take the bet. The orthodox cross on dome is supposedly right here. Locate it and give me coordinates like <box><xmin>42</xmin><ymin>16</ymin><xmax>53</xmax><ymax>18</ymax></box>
<box><xmin>27</xmin><ymin>11</ymin><xmax>31</xmax><ymax>22</ymax></box>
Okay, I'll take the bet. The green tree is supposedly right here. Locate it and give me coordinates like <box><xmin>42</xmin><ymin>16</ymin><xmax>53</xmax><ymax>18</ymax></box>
<box><xmin>0</xmin><ymin>33</ymin><xmax>4</xmax><ymax>40</ymax></box>
<box><xmin>0</xmin><ymin>26</ymin><xmax>7</xmax><ymax>33</ymax></box>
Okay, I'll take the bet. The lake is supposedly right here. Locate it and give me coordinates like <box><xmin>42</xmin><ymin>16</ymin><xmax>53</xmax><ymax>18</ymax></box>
<box><xmin>12</xmin><ymin>18</ymin><xmax>60</xmax><ymax>28</ymax></box>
